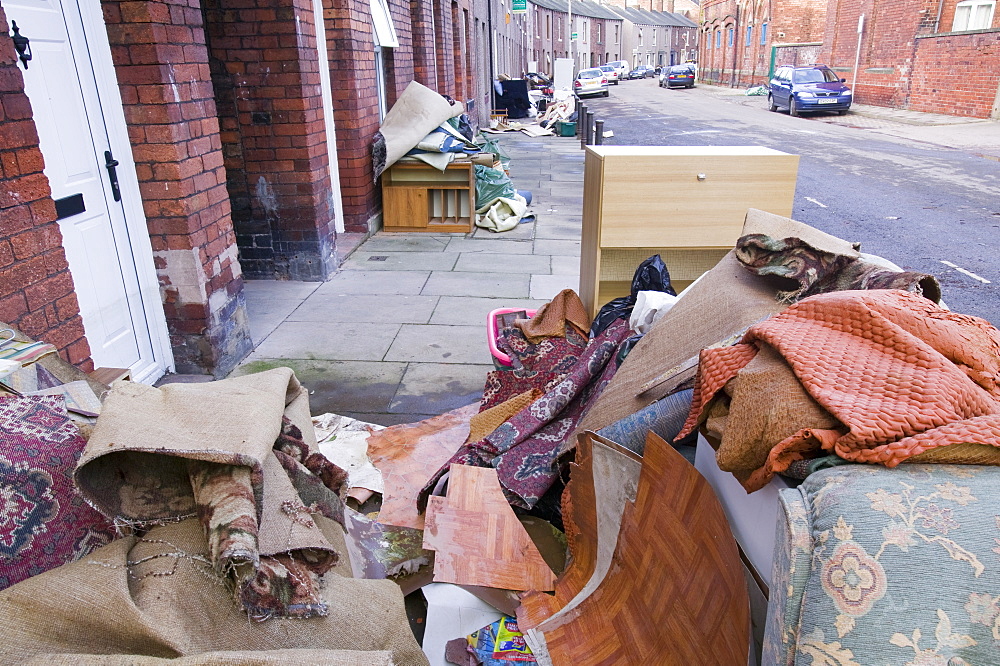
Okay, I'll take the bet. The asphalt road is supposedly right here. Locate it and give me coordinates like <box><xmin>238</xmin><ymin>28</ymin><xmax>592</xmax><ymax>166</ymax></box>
<box><xmin>576</xmin><ymin>78</ymin><xmax>1000</xmax><ymax>326</ymax></box>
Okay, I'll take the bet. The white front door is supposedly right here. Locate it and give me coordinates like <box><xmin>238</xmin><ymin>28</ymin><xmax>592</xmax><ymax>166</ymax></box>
<box><xmin>6</xmin><ymin>0</ymin><xmax>171</xmax><ymax>382</ymax></box>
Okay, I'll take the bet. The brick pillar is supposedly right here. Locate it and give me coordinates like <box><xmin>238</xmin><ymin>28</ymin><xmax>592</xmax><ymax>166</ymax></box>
<box><xmin>102</xmin><ymin>0</ymin><xmax>252</xmax><ymax>377</ymax></box>
<box><xmin>0</xmin><ymin>7</ymin><xmax>93</xmax><ymax>370</ymax></box>
<box><xmin>326</xmin><ymin>0</ymin><xmax>382</xmax><ymax>233</ymax></box>
<box><xmin>203</xmin><ymin>0</ymin><xmax>338</xmax><ymax>280</ymax></box>
<box><xmin>434</xmin><ymin>0</ymin><xmax>454</xmax><ymax>96</ymax></box>
<box><xmin>410</xmin><ymin>0</ymin><xmax>437</xmax><ymax>88</ymax></box>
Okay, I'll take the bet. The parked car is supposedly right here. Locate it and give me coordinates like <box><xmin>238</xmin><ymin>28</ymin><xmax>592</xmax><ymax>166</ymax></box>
<box><xmin>628</xmin><ymin>65</ymin><xmax>656</xmax><ymax>79</ymax></box>
<box><xmin>574</xmin><ymin>68</ymin><xmax>609</xmax><ymax>97</ymax></box>
<box><xmin>768</xmin><ymin>64</ymin><xmax>852</xmax><ymax>116</ymax></box>
<box><xmin>599</xmin><ymin>65</ymin><xmax>620</xmax><ymax>85</ymax></box>
<box><xmin>607</xmin><ymin>60</ymin><xmax>630</xmax><ymax>81</ymax></box>
<box><xmin>659</xmin><ymin>65</ymin><xmax>696</xmax><ymax>88</ymax></box>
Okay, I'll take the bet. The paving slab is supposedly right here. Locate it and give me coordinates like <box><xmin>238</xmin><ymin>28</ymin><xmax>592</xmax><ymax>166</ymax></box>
<box><xmin>454</xmin><ymin>252</ymin><xmax>552</xmax><ymax>274</ymax></box>
<box><xmin>231</xmin><ymin>359</ymin><xmax>406</xmax><ymax>415</ymax></box>
<box><xmin>535</xmin><ymin>221</ymin><xmax>584</xmax><ymax>241</ymax></box>
<box><xmin>551</xmin><ymin>255</ymin><xmax>581</xmax><ymax>275</ymax></box>
<box><xmin>245</xmin><ymin>321</ymin><xmax>401</xmax><ymax>361</ymax></box>
<box><xmin>531</xmin><ymin>274</ymin><xmax>580</xmax><ymax>300</ymax></box>
<box><xmin>388</xmin><ymin>362</ymin><xmax>493</xmax><ymax>414</ymax></box>
<box><xmin>421</xmin><ymin>271</ymin><xmax>531</xmax><ymax>298</ymax></box>
<box><xmin>287</xmin><ymin>293</ymin><xmax>439</xmax><ymax>324</ymax></box>
<box><xmin>243</xmin><ymin>280</ymin><xmax>321</xmax><ymax>345</ymax></box>
<box><xmin>342</xmin><ymin>251</ymin><xmax>460</xmax><ymax>271</ymax></box>
<box><xmin>429</xmin><ymin>295</ymin><xmax>548</xmax><ymax>326</ymax></box>
<box><xmin>446</xmin><ymin>238</ymin><xmax>534</xmax><ymax>254</ymax></box>
<box><xmin>311</xmin><ymin>270</ymin><xmax>429</xmax><ymax>296</ymax></box>
<box><xmin>534</xmin><ymin>239</ymin><xmax>581</xmax><ymax>256</ymax></box>
<box><xmin>356</xmin><ymin>235</ymin><xmax>451</xmax><ymax>253</ymax></box>
<box><xmin>384</xmin><ymin>324</ymin><xmax>493</xmax><ymax>365</ymax></box>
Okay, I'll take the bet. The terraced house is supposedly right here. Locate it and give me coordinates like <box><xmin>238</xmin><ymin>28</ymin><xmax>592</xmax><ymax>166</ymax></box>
<box><xmin>698</xmin><ymin>0</ymin><xmax>1000</xmax><ymax>118</ymax></box>
<box><xmin>0</xmin><ymin>0</ymin><xmax>509</xmax><ymax>381</ymax></box>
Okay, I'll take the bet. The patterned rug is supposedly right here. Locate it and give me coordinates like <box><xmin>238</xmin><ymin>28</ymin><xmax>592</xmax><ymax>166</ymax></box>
<box><xmin>0</xmin><ymin>396</ymin><xmax>117</xmax><ymax>590</ymax></box>
<box><xmin>421</xmin><ymin>318</ymin><xmax>633</xmax><ymax>510</ymax></box>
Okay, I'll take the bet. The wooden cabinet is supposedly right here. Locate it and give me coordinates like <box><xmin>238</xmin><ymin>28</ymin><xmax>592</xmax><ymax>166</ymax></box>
<box><xmin>579</xmin><ymin>146</ymin><xmax>800</xmax><ymax>317</ymax></box>
<box><xmin>381</xmin><ymin>160</ymin><xmax>475</xmax><ymax>233</ymax></box>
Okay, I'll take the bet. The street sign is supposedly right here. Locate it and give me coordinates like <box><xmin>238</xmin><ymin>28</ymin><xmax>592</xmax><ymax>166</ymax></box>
<box><xmin>512</xmin><ymin>0</ymin><xmax>526</xmax><ymax>13</ymax></box>
<box><xmin>571</xmin><ymin>31</ymin><xmax>578</xmax><ymax>39</ymax></box>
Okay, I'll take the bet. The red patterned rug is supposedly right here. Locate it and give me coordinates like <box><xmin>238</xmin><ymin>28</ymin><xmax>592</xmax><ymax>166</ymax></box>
<box><xmin>0</xmin><ymin>396</ymin><xmax>117</xmax><ymax>590</ymax></box>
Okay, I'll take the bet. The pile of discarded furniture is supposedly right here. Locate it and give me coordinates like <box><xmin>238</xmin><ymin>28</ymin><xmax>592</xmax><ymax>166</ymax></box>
<box><xmin>4</xmin><ymin>199</ymin><xmax>999</xmax><ymax>664</ymax></box>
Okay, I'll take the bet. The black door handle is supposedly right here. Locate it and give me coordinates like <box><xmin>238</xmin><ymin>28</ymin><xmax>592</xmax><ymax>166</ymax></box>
<box><xmin>104</xmin><ymin>150</ymin><xmax>121</xmax><ymax>202</ymax></box>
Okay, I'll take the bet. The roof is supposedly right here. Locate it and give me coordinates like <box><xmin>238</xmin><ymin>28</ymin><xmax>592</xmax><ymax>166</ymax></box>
<box><xmin>526</xmin><ymin>0</ymin><xmax>698</xmax><ymax>27</ymax></box>
<box><xmin>606</xmin><ymin>6</ymin><xmax>698</xmax><ymax>27</ymax></box>
<box><xmin>528</xmin><ymin>0</ymin><xmax>625</xmax><ymax>20</ymax></box>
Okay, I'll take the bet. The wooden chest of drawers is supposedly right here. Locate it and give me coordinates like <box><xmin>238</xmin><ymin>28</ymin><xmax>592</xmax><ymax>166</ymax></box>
<box><xmin>381</xmin><ymin>160</ymin><xmax>475</xmax><ymax>233</ymax></box>
<box><xmin>580</xmin><ymin>146</ymin><xmax>800</xmax><ymax>316</ymax></box>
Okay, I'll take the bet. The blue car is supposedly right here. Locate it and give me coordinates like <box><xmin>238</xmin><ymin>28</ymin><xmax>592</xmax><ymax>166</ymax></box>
<box><xmin>768</xmin><ymin>65</ymin><xmax>852</xmax><ymax>117</ymax></box>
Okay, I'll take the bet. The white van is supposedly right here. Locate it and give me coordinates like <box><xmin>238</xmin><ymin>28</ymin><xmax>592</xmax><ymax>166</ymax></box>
<box><xmin>607</xmin><ymin>60</ymin><xmax>630</xmax><ymax>81</ymax></box>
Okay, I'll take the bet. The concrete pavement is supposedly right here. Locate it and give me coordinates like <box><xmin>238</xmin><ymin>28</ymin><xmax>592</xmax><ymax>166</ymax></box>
<box><xmin>224</xmin><ymin>89</ymin><xmax>999</xmax><ymax>423</ymax></box>
<box><xmin>231</xmin><ymin>132</ymin><xmax>585</xmax><ymax>425</ymax></box>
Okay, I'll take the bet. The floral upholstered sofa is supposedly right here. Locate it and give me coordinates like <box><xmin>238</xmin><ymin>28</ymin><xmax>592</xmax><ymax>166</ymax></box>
<box><xmin>763</xmin><ymin>464</ymin><xmax>1000</xmax><ymax>665</ymax></box>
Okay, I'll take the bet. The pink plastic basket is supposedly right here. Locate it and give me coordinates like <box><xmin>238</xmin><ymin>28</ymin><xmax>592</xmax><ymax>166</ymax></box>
<box><xmin>487</xmin><ymin>307</ymin><xmax>537</xmax><ymax>368</ymax></box>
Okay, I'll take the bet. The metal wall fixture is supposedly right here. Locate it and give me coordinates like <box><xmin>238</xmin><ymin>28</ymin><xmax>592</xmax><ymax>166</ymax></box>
<box><xmin>10</xmin><ymin>21</ymin><xmax>32</xmax><ymax>69</ymax></box>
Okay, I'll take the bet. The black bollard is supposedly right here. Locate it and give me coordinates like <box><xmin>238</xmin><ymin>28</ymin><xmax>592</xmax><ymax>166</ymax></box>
<box><xmin>595</xmin><ymin>120</ymin><xmax>605</xmax><ymax>145</ymax></box>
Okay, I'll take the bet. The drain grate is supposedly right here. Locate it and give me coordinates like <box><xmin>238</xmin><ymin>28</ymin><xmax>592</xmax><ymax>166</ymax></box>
<box><xmin>368</xmin><ymin>255</ymin><xmax>389</xmax><ymax>261</ymax></box>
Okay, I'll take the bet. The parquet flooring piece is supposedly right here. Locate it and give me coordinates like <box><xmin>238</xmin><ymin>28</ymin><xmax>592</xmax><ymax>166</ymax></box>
<box><xmin>517</xmin><ymin>432</ymin><xmax>642</xmax><ymax>629</ymax></box>
<box><xmin>423</xmin><ymin>464</ymin><xmax>556</xmax><ymax>591</ymax></box>
<box><xmin>528</xmin><ymin>432</ymin><xmax>749</xmax><ymax>665</ymax></box>
<box><xmin>365</xmin><ymin>403</ymin><xmax>477</xmax><ymax>530</ymax></box>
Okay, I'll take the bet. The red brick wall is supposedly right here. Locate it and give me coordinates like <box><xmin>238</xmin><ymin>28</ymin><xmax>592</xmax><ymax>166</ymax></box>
<box><xmin>325</xmin><ymin>0</ymin><xmax>382</xmax><ymax>233</ymax></box>
<box><xmin>822</xmin><ymin>0</ymin><xmax>1000</xmax><ymax>117</ymax></box>
<box><xmin>910</xmin><ymin>30</ymin><xmax>1000</xmax><ymax>117</ymax></box>
<box><xmin>410</xmin><ymin>0</ymin><xmax>438</xmax><ymax>89</ymax></box>
<box><xmin>0</xmin><ymin>6</ymin><xmax>93</xmax><ymax>371</ymax></box>
<box><xmin>102</xmin><ymin>0</ymin><xmax>252</xmax><ymax>376</ymax></box>
<box><xmin>203</xmin><ymin>0</ymin><xmax>337</xmax><ymax>279</ymax></box>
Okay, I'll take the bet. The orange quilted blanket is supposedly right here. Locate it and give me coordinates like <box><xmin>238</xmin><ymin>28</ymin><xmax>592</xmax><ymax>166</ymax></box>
<box><xmin>679</xmin><ymin>290</ymin><xmax>1000</xmax><ymax>490</ymax></box>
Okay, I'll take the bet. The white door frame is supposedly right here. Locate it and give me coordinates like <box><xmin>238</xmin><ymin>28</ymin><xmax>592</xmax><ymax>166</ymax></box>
<box><xmin>311</xmin><ymin>0</ymin><xmax>346</xmax><ymax>234</ymax></box>
<box><xmin>42</xmin><ymin>0</ymin><xmax>173</xmax><ymax>381</ymax></box>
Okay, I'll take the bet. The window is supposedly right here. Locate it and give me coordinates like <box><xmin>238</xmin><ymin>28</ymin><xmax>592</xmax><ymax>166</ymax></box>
<box><xmin>746</xmin><ymin>25</ymin><xmax>752</xmax><ymax>47</ymax></box>
<box><xmin>370</xmin><ymin>0</ymin><xmax>399</xmax><ymax>48</ymax></box>
<box><xmin>546</xmin><ymin>14</ymin><xmax>550</xmax><ymax>39</ymax></box>
<box><xmin>597</xmin><ymin>23</ymin><xmax>602</xmax><ymax>44</ymax></box>
<box><xmin>615</xmin><ymin>25</ymin><xmax>619</xmax><ymax>43</ymax></box>
<box><xmin>639</xmin><ymin>29</ymin><xmax>643</xmax><ymax>46</ymax></box>
<box><xmin>728</xmin><ymin>28</ymin><xmax>733</xmax><ymax>46</ymax></box>
<box><xmin>953</xmin><ymin>0</ymin><xmax>995</xmax><ymax>30</ymax></box>
<box><xmin>716</xmin><ymin>30</ymin><xmax>721</xmax><ymax>48</ymax></box>
<box><xmin>761</xmin><ymin>22</ymin><xmax>768</xmax><ymax>45</ymax></box>
<box><xmin>653</xmin><ymin>29</ymin><xmax>657</xmax><ymax>46</ymax></box>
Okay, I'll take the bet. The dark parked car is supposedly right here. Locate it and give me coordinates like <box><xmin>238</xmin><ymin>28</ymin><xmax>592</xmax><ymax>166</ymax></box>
<box><xmin>628</xmin><ymin>65</ymin><xmax>656</xmax><ymax>79</ymax></box>
<box><xmin>659</xmin><ymin>65</ymin><xmax>696</xmax><ymax>88</ymax></box>
<box><xmin>768</xmin><ymin>65</ymin><xmax>852</xmax><ymax>116</ymax></box>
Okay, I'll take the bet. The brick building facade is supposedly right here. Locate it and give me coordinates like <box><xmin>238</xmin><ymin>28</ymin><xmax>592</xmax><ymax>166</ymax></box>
<box><xmin>0</xmin><ymin>0</ymin><xmax>497</xmax><ymax>380</ymax></box>
<box><xmin>698</xmin><ymin>0</ymin><xmax>1000</xmax><ymax>119</ymax></box>
<box><xmin>529</xmin><ymin>0</ymin><xmax>624</xmax><ymax>73</ymax></box>
<box><xmin>699</xmin><ymin>0</ymin><xmax>827</xmax><ymax>87</ymax></box>
<box><xmin>822</xmin><ymin>0</ymin><xmax>1000</xmax><ymax>118</ymax></box>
